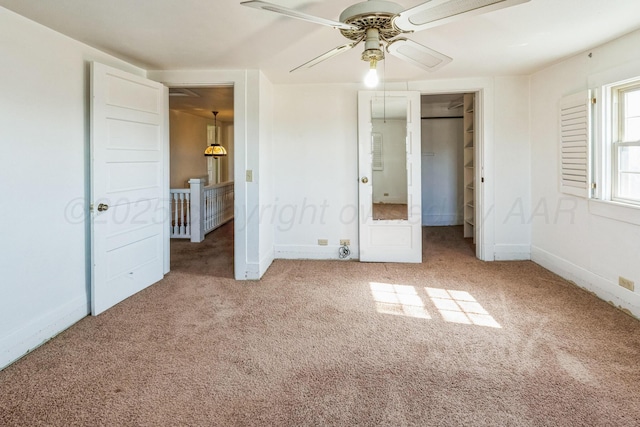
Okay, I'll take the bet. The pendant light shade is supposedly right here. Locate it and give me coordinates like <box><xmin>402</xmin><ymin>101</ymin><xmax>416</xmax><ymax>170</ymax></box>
<box><xmin>204</xmin><ymin>111</ymin><xmax>227</xmax><ymax>158</ymax></box>
<box><xmin>204</xmin><ymin>144</ymin><xmax>227</xmax><ymax>157</ymax></box>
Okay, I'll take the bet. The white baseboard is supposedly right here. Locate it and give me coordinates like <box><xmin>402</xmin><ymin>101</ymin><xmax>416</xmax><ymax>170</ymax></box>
<box><xmin>494</xmin><ymin>244</ymin><xmax>531</xmax><ymax>261</ymax></box>
<box><xmin>532</xmin><ymin>246</ymin><xmax>640</xmax><ymax>319</ymax></box>
<box><xmin>244</xmin><ymin>247</ymin><xmax>276</xmax><ymax>280</ymax></box>
<box><xmin>1</xmin><ymin>296</ymin><xmax>89</xmax><ymax>370</ymax></box>
<box><xmin>258</xmin><ymin>247</ymin><xmax>275</xmax><ymax>278</ymax></box>
<box><xmin>275</xmin><ymin>244</ymin><xmax>358</xmax><ymax>260</ymax></box>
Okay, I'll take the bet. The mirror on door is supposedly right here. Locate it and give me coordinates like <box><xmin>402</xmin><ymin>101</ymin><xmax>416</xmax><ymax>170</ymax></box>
<box><xmin>370</xmin><ymin>97</ymin><xmax>408</xmax><ymax>220</ymax></box>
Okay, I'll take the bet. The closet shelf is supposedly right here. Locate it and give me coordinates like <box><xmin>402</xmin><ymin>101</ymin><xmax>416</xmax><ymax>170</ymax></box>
<box><xmin>448</xmin><ymin>98</ymin><xmax>464</xmax><ymax>110</ymax></box>
<box><xmin>463</xmin><ymin>93</ymin><xmax>475</xmax><ymax>242</ymax></box>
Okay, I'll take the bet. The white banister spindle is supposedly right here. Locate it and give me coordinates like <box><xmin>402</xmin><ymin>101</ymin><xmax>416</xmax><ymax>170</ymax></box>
<box><xmin>169</xmin><ymin>189</ymin><xmax>192</xmax><ymax>239</ymax></box>
<box><xmin>202</xmin><ymin>182</ymin><xmax>233</xmax><ymax>235</ymax></box>
<box><xmin>171</xmin><ymin>181</ymin><xmax>233</xmax><ymax>240</ymax></box>
<box><xmin>186</xmin><ymin>193</ymin><xmax>191</xmax><ymax>237</ymax></box>
<box><xmin>173</xmin><ymin>192</ymin><xmax>179</xmax><ymax>235</ymax></box>
<box><xmin>179</xmin><ymin>193</ymin><xmax>185</xmax><ymax>235</ymax></box>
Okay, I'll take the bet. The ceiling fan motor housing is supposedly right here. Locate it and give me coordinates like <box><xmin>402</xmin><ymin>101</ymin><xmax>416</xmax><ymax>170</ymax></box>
<box><xmin>339</xmin><ymin>0</ymin><xmax>404</xmax><ymax>42</ymax></box>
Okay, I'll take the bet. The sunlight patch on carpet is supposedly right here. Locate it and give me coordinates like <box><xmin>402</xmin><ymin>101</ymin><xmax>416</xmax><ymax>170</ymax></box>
<box><xmin>425</xmin><ymin>287</ymin><xmax>501</xmax><ymax>328</ymax></box>
<box><xmin>369</xmin><ymin>282</ymin><xmax>431</xmax><ymax>319</ymax></box>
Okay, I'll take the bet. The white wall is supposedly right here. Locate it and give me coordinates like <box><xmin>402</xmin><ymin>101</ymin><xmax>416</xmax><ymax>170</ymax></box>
<box><xmin>169</xmin><ymin>110</ymin><xmax>212</xmax><ymax>188</ymax></box>
<box><xmin>493</xmin><ymin>76</ymin><xmax>531</xmax><ymax>260</ymax></box>
<box><xmin>421</xmin><ymin>118</ymin><xmax>464</xmax><ymax>225</ymax></box>
<box><xmin>272</xmin><ymin>78</ymin><xmax>531</xmax><ymax>261</ymax></box>
<box><xmin>258</xmin><ymin>73</ymin><xmax>275</xmax><ymax>276</ymax></box>
<box><xmin>0</xmin><ymin>7</ymin><xmax>146</xmax><ymax>369</ymax></box>
<box><xmin>273</xmin><ymin>84</ymin><xmax>360</xmax><ymax>260</ymax></box>
<box><xmin>530</xmin><ymin>29</ymin><xmax>640</xmax><ymax>317</ymax></box>
<box><xmin>220</xmin><ymin>123</ymin><xmax>234</xmax><ymax>184</ymax></box>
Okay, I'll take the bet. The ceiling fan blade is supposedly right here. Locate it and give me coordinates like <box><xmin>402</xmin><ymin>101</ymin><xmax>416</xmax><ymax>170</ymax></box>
<box><xmin>393</xmin><ymin>0</ymin><xmax>530</xmax><ymax>32</ymax></box>
<box><xmin>386</xmin><ymin>38</ymin><xmax>452</xmax><ymax>72</ymax></box>
<box><xmin>241</xmin><ymin>0</ymin><xmax>357</xmax><ymax>31</ymax></box>
<box><xmin>290</xmin><ymin>41</ymin><xmax>360</xmax><ymax>73</ymax></box>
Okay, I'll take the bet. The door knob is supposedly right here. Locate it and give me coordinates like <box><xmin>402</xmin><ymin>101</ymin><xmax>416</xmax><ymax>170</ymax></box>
<box><xmin>361</xmin><ymin>177</ymin><xmax>369</xmax><ymax>184</ymax></box>
<box><xmin>97</xmin><ymin>203</ymin><xmax>109</xmax><ymax>212</ymax></box>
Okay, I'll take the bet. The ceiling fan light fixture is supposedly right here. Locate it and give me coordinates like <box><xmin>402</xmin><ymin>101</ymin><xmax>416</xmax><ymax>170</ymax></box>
<box><xmin>362</xmin><ymin>28</ymin><xmax>383</xmax><ymax>88</ymax></box>
<box><xmin>364</xmin><ymin>58</ymin><xmax>379</xmax><ymax>88</ymax></box>
<box><xmin>243</xmin><ymin>0</ymin><xmax>530</xmax><ymax>76</ymax></box>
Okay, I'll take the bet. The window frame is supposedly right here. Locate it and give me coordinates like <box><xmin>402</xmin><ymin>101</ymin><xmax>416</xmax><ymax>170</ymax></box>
<box><xmin>611</xmin><ymin>81</ymin><xmax>640</xmax><ymax>205</ymax></box>
<box><xmin>587</xmin><ymin>59</ymin><xmax>640</xmax><ymax>225</ymax></box>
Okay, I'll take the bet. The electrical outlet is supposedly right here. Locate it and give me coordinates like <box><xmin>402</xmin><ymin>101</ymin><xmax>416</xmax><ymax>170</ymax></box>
<box><xmin>619</xmin><ymin>276</ymin><xmax>635</xmax><ymax>291</ymax></box>
<box><xmin>318</xmin><ymin>239</ymin><xmax>328</xmax><ymax>246</ymax></box>
<box><xmin>340</xmin><ymin>239</ymin><xmax>350</xmax><ymax>246</ymax></box>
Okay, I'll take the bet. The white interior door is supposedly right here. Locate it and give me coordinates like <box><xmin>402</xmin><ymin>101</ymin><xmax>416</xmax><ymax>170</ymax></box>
<box><xmin>90</xmin><ymin>62</ymin><xmax>167</xmax><ymax>315</ymax></box>
<box><xmin>358</xmin><ymin>91</ymin><xmax>422</xmax><ymax>263</ymax></box>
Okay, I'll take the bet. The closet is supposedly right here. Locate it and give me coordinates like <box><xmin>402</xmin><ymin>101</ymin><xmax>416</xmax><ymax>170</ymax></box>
<box><xmin>420</xmin><ymin>93</ymin><xmax>476</xmax><ymax>243</ymax></box>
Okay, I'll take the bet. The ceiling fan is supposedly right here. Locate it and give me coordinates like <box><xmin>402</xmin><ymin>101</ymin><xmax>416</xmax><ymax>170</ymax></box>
<box><xmin>241</xmin><ymin>0</ymin><xmax>530</xmax><ymax>86</ymax></box>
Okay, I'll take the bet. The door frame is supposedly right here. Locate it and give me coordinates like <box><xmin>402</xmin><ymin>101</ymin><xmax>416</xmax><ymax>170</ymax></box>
<box><xmin>410</xmin><ymin>79</ymin><xmax>494</xmax><ymax>261</ymax></box>
<box><xmin>148</xmin><ymin>70</ymin><xmax>260</xmax><ymax>279</ymax></box>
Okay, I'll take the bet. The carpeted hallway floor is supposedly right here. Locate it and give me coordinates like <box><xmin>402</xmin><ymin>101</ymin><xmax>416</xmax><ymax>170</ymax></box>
<box><xmin>2</xmin><ymin>223</ymin><xmax>640</xmax><ymax>426</ymax></box>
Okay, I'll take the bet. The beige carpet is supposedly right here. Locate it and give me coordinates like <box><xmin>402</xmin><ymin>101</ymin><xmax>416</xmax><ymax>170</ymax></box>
<box><xmin>2</xmin><ymin>223</ymin><xmax>640</xmax><ymax>426</ymax></box>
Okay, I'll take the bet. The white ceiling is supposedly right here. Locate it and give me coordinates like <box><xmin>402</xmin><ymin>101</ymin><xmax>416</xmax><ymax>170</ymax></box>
<box><xmin>2</xmin><ymin>0</ymin><xmax>640</xmax><ymax>86</ymax></box>
<box><xmin>169</xmin><ymin>87</ymin><xmax>235</xmax><ymax>122</ymax></box>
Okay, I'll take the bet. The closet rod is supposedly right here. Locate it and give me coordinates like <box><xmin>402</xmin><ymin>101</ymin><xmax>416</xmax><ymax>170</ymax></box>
<box><xmin>421</xmin><ymin>116</ymin><xmax>463</xmax><ymax>120</ymax></box>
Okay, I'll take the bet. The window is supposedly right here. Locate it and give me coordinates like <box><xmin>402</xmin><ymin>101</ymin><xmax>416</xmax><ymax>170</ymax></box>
<box><xmin>611</xmin><ymin>81</ymin><xmax>640</xmax><ymax>203</ymax></box>
<box><xmin>585</xmin><ymin>62</ymin><xmax>640</xmax><ymax>224</ymax></box>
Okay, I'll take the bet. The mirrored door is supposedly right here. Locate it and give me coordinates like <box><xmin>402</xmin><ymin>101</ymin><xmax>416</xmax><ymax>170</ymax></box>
<box><xmin>358</xmin><ymin>91</ymin><xmax>422</xmax><ymax>263</ymax></box>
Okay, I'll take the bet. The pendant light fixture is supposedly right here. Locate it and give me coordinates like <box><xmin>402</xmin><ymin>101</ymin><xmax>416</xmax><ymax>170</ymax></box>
<box><xmin>204</xmin><ymin>111</ymin><xmax>227</xmax><ymax>158</ymax></box>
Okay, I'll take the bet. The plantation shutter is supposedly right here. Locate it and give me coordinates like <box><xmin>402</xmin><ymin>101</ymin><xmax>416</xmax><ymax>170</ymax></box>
<box><xmin>559</xmin><ymin>90</ymin><xmax>591</xmax><ymax>197</ymax></box>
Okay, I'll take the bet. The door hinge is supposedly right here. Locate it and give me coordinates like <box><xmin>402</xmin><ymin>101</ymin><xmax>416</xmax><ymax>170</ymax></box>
<box><xmin>89</xmin><ymin>203</ymin><xmax>94</xmax><ymax>212</ymax></box>
<box><xmin>481</xmin><ymin>177</ymin><xmax>485</xmax><ymax>183</ymax></box>
<box><xmin>592</xmin><ymin>97</ymin><xmax>597</xmax><ymax>104</ymax></box>
<box><xmin>591</xmin><ymin>182</ymin><xmax>597</xmax><ymax>189</ymax></box>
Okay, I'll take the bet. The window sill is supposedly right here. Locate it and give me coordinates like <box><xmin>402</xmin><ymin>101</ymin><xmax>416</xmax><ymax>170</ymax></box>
<box><xmin>589</xmin><ymin>199</ymin><xmax>640</xmax><ymax>226</ymax></box>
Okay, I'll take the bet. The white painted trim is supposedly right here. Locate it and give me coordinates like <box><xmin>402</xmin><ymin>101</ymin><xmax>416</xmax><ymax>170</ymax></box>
<box><xmin>531</xmin><ymin>246</ymin><xmax>640</xmax><ymax>319</ymax></box>
<box><xmin>259</xmin><ymin>246</ymin><xmax>275</xmax><ymax>278</ymax></box>
<box><xmin>147</xmin><ymin>70</ymin><xmax>252</xmax><ymax>280</ymax></box>
<box><xmin>494</xmin><ymin>244</ymin><xmax>531</xmax><ymax>261</ymax></box>
<box><xmin>482</xmin><ymin>244</ymin><xmax>495</xmax><ymax>261</ymax></box>
<box><xmin>409</xmin><ymin>78</ymin><xmax>495</xmax><ymax>262</ymax></box>
<box><xmin>162</xmin><ymin>85</ymin><xmax>171</xmax><ymax>275</ymax></box>
<box><xmin>589</xmin><ymin>199</ymin><xmax>640</xmax><ymax>226</ymax></box>
<box><xmin>0</xmin><ymin>297</ymin><xmax>89</xmax><ymax>370</ymax></box>
<box><xmin>245</xmin><ymin>248</ymin><xmax>274</xmax><ymax>280</ymax></box>
<box><xmin>275</xmin><ymin>244</ymin><xmax>358</xmax><ymax>260</ymax></box>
